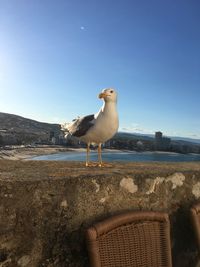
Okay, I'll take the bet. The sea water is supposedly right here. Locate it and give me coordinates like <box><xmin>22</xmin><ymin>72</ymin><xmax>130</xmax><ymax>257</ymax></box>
<box><xmin>31</xmin><ymin>150</ymin><xmax>200</xmax><ymax>162</ymax></box>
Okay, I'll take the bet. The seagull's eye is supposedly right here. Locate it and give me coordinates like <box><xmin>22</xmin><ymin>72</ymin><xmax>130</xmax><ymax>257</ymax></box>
<box><xmin>110</xmin><ymin>90</ymin><xmax>113</xmax><ymax>93</ymax></box>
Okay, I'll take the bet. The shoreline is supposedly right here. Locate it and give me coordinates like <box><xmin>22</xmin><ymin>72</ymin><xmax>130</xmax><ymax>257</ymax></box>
<box><xmin>0</xmin><ymin>146</ymin><xmax>124</xmax><ymax>160</ymax></box>
<box><xmin>0</xmin><ymin>145</ymin><xmax>85</xmax><ymax>160</ymax></box>
<box><xmin>0</xmin><ymin>145</ymin><xmax>199</xmax><ymax>161</ymax></box>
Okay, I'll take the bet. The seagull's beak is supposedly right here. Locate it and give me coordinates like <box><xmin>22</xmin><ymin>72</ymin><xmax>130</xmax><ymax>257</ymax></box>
<box><xmin>98</xmin><ymin>92</ymin><xmax>109</xmax><ymax>99</ymax></box>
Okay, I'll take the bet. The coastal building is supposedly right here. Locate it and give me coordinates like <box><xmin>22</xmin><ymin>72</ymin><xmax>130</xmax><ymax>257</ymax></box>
<box><xmin>155</xmin><ymin>131</ymin><xmax>171</xmax><ymax>151</ymax></box>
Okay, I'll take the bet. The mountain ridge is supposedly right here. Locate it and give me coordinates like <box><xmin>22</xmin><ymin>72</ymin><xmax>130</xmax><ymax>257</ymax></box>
<box><xmin>0</xmin><ymin>112</ymin><xmax>199</xmax><ymax>146</ymax></box>
<box><xmin>117</xmin><ymin>131</ymin><xmax>200</xmax><ymax>145</ymax></box>
<box><xmin>0</xmin><ymin>112</ymin><xmax>61</xmax><ymax>145</ymax></box>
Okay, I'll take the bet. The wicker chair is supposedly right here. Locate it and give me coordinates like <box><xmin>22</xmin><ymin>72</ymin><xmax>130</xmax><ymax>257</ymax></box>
<box><xmin>86</xmin><ymin>211</ymin><xmax>172</xmax><ymax>267</ymax></box>
<box><xmin>191</xmin><ymin>203</ymin><xmax>200</xmax><ymax>252</ymax></box>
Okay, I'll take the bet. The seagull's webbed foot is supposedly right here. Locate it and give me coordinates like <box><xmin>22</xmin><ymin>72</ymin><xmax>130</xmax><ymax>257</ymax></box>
<box><xmin>85</xmin><ymin>162</ymin><xmax>99</xmax><ymax>167</ymax></box>
<box><xmin>98</xmin><ymin>162</ymin><xmax>113</xmax><ymax>168</ymax></box>
<box><xmin>86</xmin><ymin>162</ymin><xmax>112</xmax><ymax>167</ymax></box>
<box><xmin>85</xmin><ymin>143</ymin><xmax>113</xmax><ymax>167</ymax></box>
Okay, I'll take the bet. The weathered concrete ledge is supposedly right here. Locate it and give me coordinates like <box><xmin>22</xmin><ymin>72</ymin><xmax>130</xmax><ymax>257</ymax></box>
<box><xmin>0</xmin><ymin>160</ymin><xmax>200</xmax><ymax>267</ymax></box>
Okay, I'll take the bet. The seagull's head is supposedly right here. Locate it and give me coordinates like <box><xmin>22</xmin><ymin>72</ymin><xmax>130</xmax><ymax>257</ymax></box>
<box><xmin>98</xmin><ymin>88</ymin><xmax>117</xmax><ymax>103</ymax></box>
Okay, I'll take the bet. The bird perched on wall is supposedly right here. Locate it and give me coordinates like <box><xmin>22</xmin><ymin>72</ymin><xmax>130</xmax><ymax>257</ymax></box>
<box><xmin>62</xmin><ymin>88</ymin><xmax>119</xmax><ymax>167</ymax></box>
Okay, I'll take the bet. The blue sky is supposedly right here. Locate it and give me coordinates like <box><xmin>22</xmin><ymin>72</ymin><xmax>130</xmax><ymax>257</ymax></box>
<box><xmin>0</xmin><ymin>0</ymin><xmax>200</xmax><ymax>138</ymax></box>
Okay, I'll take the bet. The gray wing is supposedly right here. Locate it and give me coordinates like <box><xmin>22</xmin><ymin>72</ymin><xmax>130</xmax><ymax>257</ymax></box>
<box><xmin>68</xmin><ymin>114</ymin><xmax>95</xmax><ymax>137</ymax></box>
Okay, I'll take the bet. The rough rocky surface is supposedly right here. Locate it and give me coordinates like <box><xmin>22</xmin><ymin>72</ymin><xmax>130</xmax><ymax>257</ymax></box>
<box><xmin>0</xmin><ymin>160</ymin><xmax>200</xmax><ymax>267</ymax></box>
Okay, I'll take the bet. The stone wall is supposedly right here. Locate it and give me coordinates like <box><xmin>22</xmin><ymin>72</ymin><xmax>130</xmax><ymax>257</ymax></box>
<box><xmin>0</xmin><ymin>160</ymin><xmax>200</xmax><ymax>267</ymax></box>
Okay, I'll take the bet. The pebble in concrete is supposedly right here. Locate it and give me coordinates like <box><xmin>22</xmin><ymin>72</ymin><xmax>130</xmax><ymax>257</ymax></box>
<box><xmin>192</xmin><ymin>182</ymin><xmax>200</xmax><ymax>199</ymax></box>
<box><xmin>17</xmin><ymin>255</ymin><xmax>31</xmax><ymax>267</ymax></box>
<box><xmin>166</xmin><ymin>172</ymin><xmax>185</xmax><ymax>189</ymax></box>
<box><xmin>92</xmin><ymin>179</ymin><xmax>100</xmax><ymax>193</ymax></box>
<box><xmin>120</xmin><ymin>177</ymin><xmax>138</xmax><ymax>194</ymax></box>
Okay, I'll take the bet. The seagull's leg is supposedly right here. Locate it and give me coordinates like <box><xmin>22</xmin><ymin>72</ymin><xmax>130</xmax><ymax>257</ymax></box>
<box><xmin>86</xmin><ymin>143</ymin><xmax>90</xmax><ymax>167</ymax></box>
<box><xmin>98</xmin><ymin>143</ymin><xmax>112</xmax><ymax>167</ymax></box>
<box><xmin>98</xmin><ymin>143</ymin><xmax>103</xmax><ymax>167</ymax></box>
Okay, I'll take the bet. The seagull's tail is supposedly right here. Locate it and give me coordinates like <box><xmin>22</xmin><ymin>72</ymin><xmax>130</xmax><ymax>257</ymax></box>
<box><xmin>61</xmin><ymin>122</ymin><xmax>72</xmax><ymax>138</ymax></box>
<box><xmin>61</xmin><ymin>117</ymin><xmax>80</xmax><ymax>138</ymax></box>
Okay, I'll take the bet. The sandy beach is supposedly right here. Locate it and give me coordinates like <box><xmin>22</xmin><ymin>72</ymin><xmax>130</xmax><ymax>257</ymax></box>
<box><xmin>0</xmin><ymin>145</ymin><xmax>127</xmax><ymax>161</ymax></box>
<box><xmin>0</xmin><ymin>145</ymin><xmax>85</xmax><ymax>160</ymax></box>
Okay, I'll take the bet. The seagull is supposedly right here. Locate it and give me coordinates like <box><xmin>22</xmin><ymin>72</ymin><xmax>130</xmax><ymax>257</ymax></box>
<box><xmin>62</xmin><ymin>88</ymin><xmax>119</xmax><ymax>167</ymax></box>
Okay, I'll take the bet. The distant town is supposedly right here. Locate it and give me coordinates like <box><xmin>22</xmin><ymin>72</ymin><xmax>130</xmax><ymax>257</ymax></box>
<box><xmin>0</xmin><ymin>112</ymin><xmax>200</xmax><ymax>154</ymax></box>
<box><xmin>65</xmin><ymin>131</ymin><xmax>200</xmax><ymax>154</ymax></box>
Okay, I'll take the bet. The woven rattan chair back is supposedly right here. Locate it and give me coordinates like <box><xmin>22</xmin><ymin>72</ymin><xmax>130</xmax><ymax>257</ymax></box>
<box><xmin>191</xmin><ymin>203</ymin><xmax>200</xmax><ymax>252</ymax></box>
<box><xmin>86</xmin><ymin>211</ymin><xmax>172</xmax><ymax>267</ymax></box>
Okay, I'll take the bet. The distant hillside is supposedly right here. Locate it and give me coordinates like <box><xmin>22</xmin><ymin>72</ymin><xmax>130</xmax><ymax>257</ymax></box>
<box><xmin>0</xmin><ymin>112</ymin><xmax>61</xmax><ymax>145</ymax></box>
<box><xmin>116</xmin><ymin>131</ymin><xmax>200</xmax><ymax>145</ymax></box>
<box><xmin>170</xmin><ymin>136</ymin><xmax>200</xmax><ymax>145</ymax></box>
<box><xmin>114</xmin><ymin>132</ymin><xmax>154</xmax><ymax>141</ymax></box>
<box><xmin>1</xmin><ymin>112</ymin><xmax>199</xmax><ymax>148</ymax></box>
